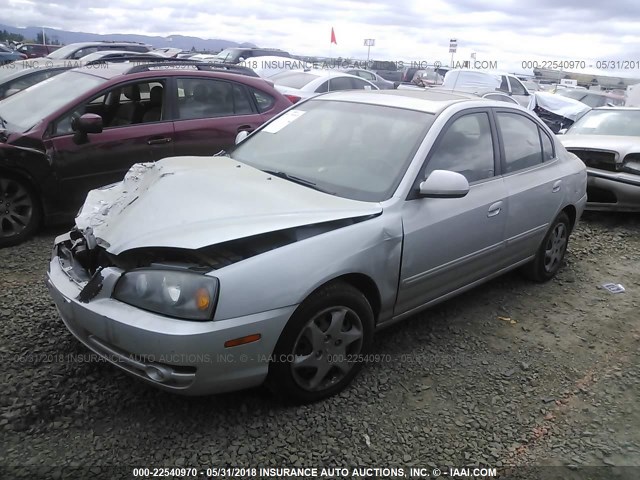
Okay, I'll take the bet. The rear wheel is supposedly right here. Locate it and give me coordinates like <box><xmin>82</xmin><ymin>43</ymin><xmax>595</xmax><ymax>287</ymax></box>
<box><xmin>521</xmin><ymin>211</ymin><xmax>570</xmax><ymax>282</ymax></box>
<box><xmin>0</xmin><ymin>173</ymin><xmax>41</xmax><ymax>248</ymax></box>
<box><xmin>268</xmin><ymin>281</ymin><xmax>374</xmax><ymax>404</ymax></box>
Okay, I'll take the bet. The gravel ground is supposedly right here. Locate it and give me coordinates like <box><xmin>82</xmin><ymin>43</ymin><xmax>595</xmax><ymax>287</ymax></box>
<box><xmin>1</xmin><ymin>212</ymin><xmax>639</xmax><ymax>480</ymax></box>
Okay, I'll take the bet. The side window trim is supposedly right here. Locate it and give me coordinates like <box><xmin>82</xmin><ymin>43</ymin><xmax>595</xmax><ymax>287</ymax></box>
<box><xmin>230</xmin><ymin>82</ymin><xmax>258</xmax><ymax>115</ymax></box>
<box><xmin>508</xmin><ymin>76</ymin><xmax>527</xmax><ymax>96</ymax></box>
<box><xmin>538</xmin><ymin>126</ymin><xmax>556</xmax><ymax>161</ymax></box>
<box><xmin>175</xmin><ymin>76</ymin><xmax>248</xmax><ymax>120</ymax></box>
<box><xmin>49</xmin><ymin>77</ymin><xmax>169</xmax><ymax>137</ymax></box>
<box><xmin>407</xmin><ymin>107</ymin><xmax>499</xmax><ymax>199</ymax></box>
<box><xmin>493</xmin><ymin>108</ymin><xmax>548</xmax><ymax>175</ymax></box>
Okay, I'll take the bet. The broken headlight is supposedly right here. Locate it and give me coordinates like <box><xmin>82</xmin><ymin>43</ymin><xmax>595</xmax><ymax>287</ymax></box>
<box><xmin>113</xmin><ymin>269</ymin><xmax>219</xmax><ymax>321</ymax></box>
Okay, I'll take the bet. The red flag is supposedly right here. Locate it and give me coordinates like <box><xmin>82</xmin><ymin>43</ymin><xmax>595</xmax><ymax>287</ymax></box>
<box><xmin>330</xmin><ymin>27</ymin><xmax>337</xmax><ymax>45</ymax></box>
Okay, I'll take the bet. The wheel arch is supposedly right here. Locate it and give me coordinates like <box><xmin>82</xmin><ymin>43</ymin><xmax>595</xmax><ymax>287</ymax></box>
<box><xmin>561</xmin><ymin>204</ymin><xmax>577</xmax><ymax>233</ymax></box>
<box><xmin>306</xmin><ymin>273</ymin><xmax>382</xmax><ymax>324</ymax></box>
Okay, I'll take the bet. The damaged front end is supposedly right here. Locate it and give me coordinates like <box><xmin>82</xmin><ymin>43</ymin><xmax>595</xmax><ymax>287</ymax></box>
<box><xmin>54</xmin><ymin>215</ymin><xmax>375</xmax><ymax>308</ymax></box>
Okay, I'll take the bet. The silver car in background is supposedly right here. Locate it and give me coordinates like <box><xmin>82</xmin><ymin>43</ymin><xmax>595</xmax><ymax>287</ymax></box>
<box><xmin>559</xmin><ymin>107</ymin><xmax>640</xmax><ymax>211</ymax></box>
<box><xmin>47</xmin><ymin>90</ymin><xmax>587</xmax><ymax>403</ymax></box>
<box><xmin>270</xmin><ymin>69</ymin><xmax>379</xmax><ymax>103</ymax></box>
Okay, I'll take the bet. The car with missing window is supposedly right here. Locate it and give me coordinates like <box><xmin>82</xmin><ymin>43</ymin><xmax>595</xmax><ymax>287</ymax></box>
<box><xmin>0</xmin><ymin>62</ymin><xmax>291</xmax><ymax>247</ymax></box>
<box><xmin>271</xmin><ymin>69</ymin><xmax>379</xmax><ymax>103</ymax></box>
<box><xmin>46</xmin><ymin>89</ymin><xmax>587</xmax><ymax>403</ymax></box>
<box><xmin>558</xmin><ymin>107</ymin><xmax>640</xmax><ymax>212</ymax></box>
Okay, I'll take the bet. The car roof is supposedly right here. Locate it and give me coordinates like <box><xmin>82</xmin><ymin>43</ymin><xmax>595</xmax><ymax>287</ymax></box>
<box><xmin>66</xmin><ymin>63</ymin><xmax>274</xmax><ymax>89</ymax></box>
<box><xmin>312</xmin><ymin>89</ymin><xmax>503</xmax><ymax>114</ymax></box>
<box><xmin>64</xmin><ymin>41</ymin><xmax>149</xmax><ymax>47</ymax></box>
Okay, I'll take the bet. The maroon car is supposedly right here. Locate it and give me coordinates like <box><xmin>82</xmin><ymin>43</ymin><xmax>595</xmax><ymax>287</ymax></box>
<box><xmin>16</xmin><ymin>43</ymin><xmax>60</xmax><ymax>59</ymax></box>
<box><xmin>0</xmin><ymin>62</ymin><xmax>292</xmax><ymax>246</ymax></box>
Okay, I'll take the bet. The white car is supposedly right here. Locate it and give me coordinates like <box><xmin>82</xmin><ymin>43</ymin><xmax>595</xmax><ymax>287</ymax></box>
<box><xmin>271</xmin><ymin>69</ymin><xmax>379</xmax><ymax>103</ymax></box>
<box><xmin>240</xmin><ymin>56</ymin><xmax>309</xmax><ymax>78</ymax></box>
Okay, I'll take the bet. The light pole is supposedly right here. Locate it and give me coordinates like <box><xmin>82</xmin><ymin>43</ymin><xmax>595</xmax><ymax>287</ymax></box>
<box><xmin>364</xmin><ymin>39</ymin><xmax>375</xmax><ymax>66</ymax></box>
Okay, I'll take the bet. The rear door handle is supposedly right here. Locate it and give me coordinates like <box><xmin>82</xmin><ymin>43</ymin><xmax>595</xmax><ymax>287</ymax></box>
<box><xmin>237</xmin><ymin>125</ymin><xmax>253</xmax><ymax>133</ymax></box>
<box><xmin>552</xmin><ymin>180</ymin><xmax>562</xmax><ymax>193</ymax></box>
<box><xmin>487</xmin><ymin>201</ymin><xmax>503</xmax><ymax>217</ymax></box>
<box><xmin>147</xmin><ymin>137</ymin><xmax>172</xmax><ymax>145</ymax></box>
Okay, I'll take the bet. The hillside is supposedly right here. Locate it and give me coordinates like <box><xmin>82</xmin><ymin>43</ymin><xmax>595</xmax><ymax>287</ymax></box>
<box><xmin>0</xmin><ymin>23</ymin><xmax>257</xmax><ymax>52</ymax></box>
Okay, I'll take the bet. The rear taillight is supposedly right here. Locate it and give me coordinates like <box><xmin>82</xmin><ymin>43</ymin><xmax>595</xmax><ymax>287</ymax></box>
<box><xmin>284</xmin><ymin>94</ymin><xmax>301</xmax><ymax>103</ymax></box>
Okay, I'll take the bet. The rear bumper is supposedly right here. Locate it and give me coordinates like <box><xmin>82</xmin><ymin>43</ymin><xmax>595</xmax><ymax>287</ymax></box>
<box><xmin>46</xmin><ymin>237</ymin><xmax>296</xmax><ymax>396</ymax></box>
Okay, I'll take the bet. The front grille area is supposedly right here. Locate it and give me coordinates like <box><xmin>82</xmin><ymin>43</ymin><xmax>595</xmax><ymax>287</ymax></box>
<box><xmin>568</xmin><ymin>149</ymin><xmax>618</xmax><ymax>172</ymax></box>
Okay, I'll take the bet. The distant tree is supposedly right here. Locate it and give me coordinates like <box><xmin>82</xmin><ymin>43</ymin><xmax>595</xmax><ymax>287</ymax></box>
<box><xmin>0</xmin><ymin>29</ymin><xmax>25</xmax><ymax>44</ymax></box>
<box><xmin>191</xmin><ymin>46</ymin><xmax>196</xmax><ymax>52</ymax></box>
<box><xmin>36</xmin><ymin>32</ymin><xmax>44</xmax><ymax>44</ymax></box>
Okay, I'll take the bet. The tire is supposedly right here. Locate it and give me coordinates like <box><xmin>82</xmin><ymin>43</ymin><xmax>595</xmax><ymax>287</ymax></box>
<box><xmin>521</xmin><ymin>211</ymin><xmax>570</xmax><ymax>282</ymax></box>
<box><xmin>267</xmin><ymin>281</ymin><xmax>374</xmax><ymax>404</ymax></box>
<box><xmin>0</xmin><ymin>173</ymin><xmax>42</xmax><ymax>248</ymax></box>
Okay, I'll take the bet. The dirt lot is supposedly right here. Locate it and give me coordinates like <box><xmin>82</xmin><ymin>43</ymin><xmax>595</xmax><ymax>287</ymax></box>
<box><xmin>1</xmin><ymin>212</ymin><xmax>639</xmax><ymax>480</ymax></box>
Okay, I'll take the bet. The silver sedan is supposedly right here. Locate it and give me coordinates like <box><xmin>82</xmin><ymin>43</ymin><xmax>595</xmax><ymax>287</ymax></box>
<box><xmin>558</xmin><ymin>107</ymin><xmax>640</xmax><ymax>212</ymax></box>
<box><xmin>271</xmin><ymin>69</ymin><xmax>379</xmax><ymax>103</ymax></box>
<box><xmin>47</xmin><ymin>90</ymin><xmax>587</xmax><ymax>403</ymax></box>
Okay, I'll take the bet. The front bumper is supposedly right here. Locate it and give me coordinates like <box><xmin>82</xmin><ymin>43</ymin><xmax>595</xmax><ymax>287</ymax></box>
<box><xmin>46</xmin><ymin>236</ymin><xmax>296</xmax><ymax>395</ymax></box>
<box><xmin>586</xmin><ymin>169</ymin><xmax>640</xmax><ymax>212</ymax></box>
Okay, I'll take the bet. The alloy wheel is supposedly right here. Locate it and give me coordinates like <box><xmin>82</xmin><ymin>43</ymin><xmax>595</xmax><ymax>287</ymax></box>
<box><xmin>544</xmin><ymin>223</ymin><xmax>567</xmax><ymax>273</ymax></box>
<box><xmin>0</xmin><ymin>177</ymin><xmax>34</xmax><ymax>239</ymax></box>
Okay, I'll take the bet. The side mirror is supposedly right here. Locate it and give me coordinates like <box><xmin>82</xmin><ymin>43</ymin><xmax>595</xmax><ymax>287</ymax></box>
<box><xmin>393</xmin><ymin>81</ymin><xmax>400</xmax><ymax>89</ymax></box>
<box><xmin>238</xmin><ymin>56</ymin><xmax>246</xmax><ymax>62</ymax></box>
<box><xmin>235</xmin><ymin>130</ymin><xmax>249</xmax><ymax>145</ymax></box>
<box><xmin>71</xmin><ymin>113</ymin><xmax>103</xmax><ymax>144</ymax></box>
<box><xmin>73</xmin><ymin>113</ymin><xmax>103</xmax><ymax>134</ymax></box>
<box><xmin>419</xmin><ymin>170</ymin><xmax>470</xmax><ymax>198</ymax></box>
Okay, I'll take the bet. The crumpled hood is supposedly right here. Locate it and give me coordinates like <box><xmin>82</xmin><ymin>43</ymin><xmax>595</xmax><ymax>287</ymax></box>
<box><xmin>76</xmin><ymin>156</ymin><xmax>382</xmax><ymax>254</ymax></box>
<box><xmin>559</xmin><ymin>135</ymin><xmax>640</xmax><ymax>160</ymax></box>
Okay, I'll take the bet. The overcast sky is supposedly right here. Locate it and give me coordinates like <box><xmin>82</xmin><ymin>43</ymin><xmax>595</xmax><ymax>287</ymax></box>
<box><xmin>4</xmin><ymin>0</ymin><xmax>640</xmax><ymax>75</ymax></box>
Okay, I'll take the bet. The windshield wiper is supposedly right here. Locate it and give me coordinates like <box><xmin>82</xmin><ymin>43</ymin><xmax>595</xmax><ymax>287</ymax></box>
<box><xmin>262</xmin><ymin>170</ymin><xmax>335</xmax><ymax>195</ymax></box>
<box><xmin>213</xmin><ymin>150</ymin><xmax>228</xmax><ymax>157</ymax></box>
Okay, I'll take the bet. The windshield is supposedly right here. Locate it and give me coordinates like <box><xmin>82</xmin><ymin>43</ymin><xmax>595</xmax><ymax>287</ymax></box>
<box><xmin>214</xmin><ymin>49</ymin><xmax>238</xmax><ymax>61</ymax></box>
<box><xmin>0</xmin><ymin>63</ymin><xmax>32</xmax><ymax>80</ymax></box>
<box><xmin>0</xmin><ymin>70</ymin><xmax>105</xmax><ymax>131</ymax></box>
<box><xmin>568</xmin><ymin>110</ymin><xmax>640</xmax><ymax>136</ymax></box>
<box><xmin>272</xmin><ymin>72</ymin><xmax>318</xmax><ymax>89</ymax></box>
<box><xmin>45</xmin><ymin>44</ymin><xmax>82</xmax><ymax>59</ymax></box>
<box><xmin>231</xmin><ymin>99</ymin><xmax>434</xmax><ymax>202</ymax></box>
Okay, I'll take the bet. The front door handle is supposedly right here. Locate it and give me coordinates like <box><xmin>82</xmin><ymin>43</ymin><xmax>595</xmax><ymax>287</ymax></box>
<box><xmin>237</xmin><ymin>125</ymin><xmax>253</xmax><ymax>133</ymax></box>
<box><xmin>552</xmin><ymin>180</ymin><xmax>562</xmax><ymax>193</ymax></box>
<box><xmin>487</xmin><ymin>201</ymin><xmax>503</xmax><ymax>217</ymax></box>
<box><xmin>147</xmin><ymin>137</ymin><xmax>172</xmax><ymax>145</ymax></box>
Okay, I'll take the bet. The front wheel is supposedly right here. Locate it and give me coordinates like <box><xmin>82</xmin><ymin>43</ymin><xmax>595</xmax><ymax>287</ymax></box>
<box><xmin>521</xmin><ymin>211</ymin><xmax>570</xmax><ymax>282</ymax></box>
<box><xmin>0</xmin><ymin>173</ymin><xmax>42</xmax><ymax>248</ymax></box>
<box><xmin>268</xmin><ymin>281</ymin><xmax>374</xmax><ymax>404</ymax></box>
